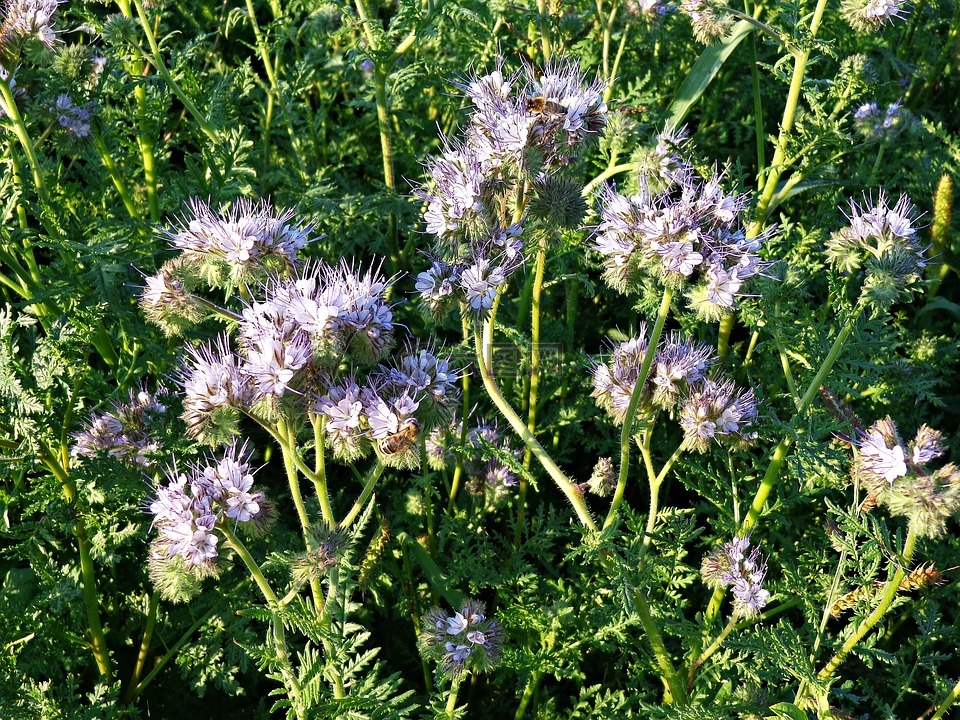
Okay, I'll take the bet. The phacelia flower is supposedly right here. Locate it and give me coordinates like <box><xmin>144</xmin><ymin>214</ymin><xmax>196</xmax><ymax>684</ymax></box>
<box><xmin>854</xmin><ymin>417</ymin><xmax>960</xmax><ymax>538</ymax></box>
<box><xmin>162</xmin><ymin>198</ymin><xmax>312</xmax><ymax>287</ymax></box>
<box><xmin>701</xmin><ymin>537</ymin><xmax>771</xmax><ymax>618</ymax></box>
<box><xmin>1</xmin><ymin>0</ymin><xmax>61</xmax><ymax>51</ymax></box>
<box><xmin>824</xmin><ymin>192</ymin><xmax>927</xmax><ymax>309</ymax></box>
<box><xmin>853</xmin><ymin>100</ymin><xmax>910</xmax><ymax>143</ymax></box>
<box><xmin>72</xmin><ymin>387</ymin><xmax>167</xmax><ymax>468</ymax></box>
<box><xmin>147</xmin><ymin>441</ymin><xmax>270</xmax><ymax>596</ymax></box>
<box><xmin>593</xmin><ymin>157</ymin><xmax>772</xmax><ymax>318</ymax></box>
<box><xmin>419</xmin><ymin>600</ymin><xmax>504</xmax><ymax>679</ymax></box>
<box><xmin>842</xmin><ymin>0</ymin><xmax>910</xmax><ymax>31</ymax></box>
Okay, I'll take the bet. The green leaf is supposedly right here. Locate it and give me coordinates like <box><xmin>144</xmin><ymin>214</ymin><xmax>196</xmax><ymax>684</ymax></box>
<box><xmin>398</xmin><ymin>532</ymin><xmax>466</xmax><ymax>608</ymax></box>
<box><xmin>666</xmin><ymin>19</ymin><xmax>756</xmax><ymax>128</ymax></box>
<box><xmin>766</xmin><ymin>702</ymin><xmax>810</xmax><ymax>720</ymax></box>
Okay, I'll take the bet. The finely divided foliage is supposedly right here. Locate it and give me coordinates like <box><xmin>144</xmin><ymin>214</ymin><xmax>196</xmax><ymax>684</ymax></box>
<box><xmin>1</xmin><ymin>0</ymin><xmax>959</xmax><ymax>718</ymax></box>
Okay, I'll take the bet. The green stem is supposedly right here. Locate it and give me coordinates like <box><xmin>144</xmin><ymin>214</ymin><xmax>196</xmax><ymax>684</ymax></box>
<box><xmin>93</xmin><ymin>134</ymin><xmax>143</xmax><ymax>223</ymax></box>
<box><xmin>582</xmin><ymin>162</ymin><xmax>638</xmax><ymax>197</ymax></box>
<box><xmin>445</xmin><ymin>676</ymin><xmax>464</xmax><ymax>716</ymax></box>
<box><xmin>125</xmin><ymin>602</ymin><xmax>220</xmax><ymax>702</ymax></box>
<box><xmin>219</xmin><ymin>526</ymin><xmax>305</xmax><ymax>719</ymax></box>
<box><xmin>131</xmin><ymin>0</ymin><xmax>219</xmax><ymax>144</ymax></box>
<box><xmin>476</xmin><ymin>319</ymin><xmax>596</xmax><ymax>531</ymax></box>
<box><xmin>448</xmin><ymin>316</ymin><xmax>472</xmax><ymax>512</ymax></box>
<box><xmin>751</xmin><ymin>0</ymin><xmax>830</xmax><ymax>231</ymax></box>
<box><xmin>633</xmin><ymin>589</ymin><xmax>687</xmax><ymax>704</ymax></box>
<box><xmin>517</xmin><ymin>237</ymin><xmax>548</xmax><ymax>550</ymax></box>
<box><xmin>928</xmin><ymin>676</ymin><xmax>960</xmax><ymax>720</ymax></box>
<box><xmin>122</xmin><ymin>594</ymin><xmax>157</xmax><ymax>704</ymax></box>
<box><xmin>687</xmin><ymin>614</ymin><xmax>737</xmax><ymax>687</ymax></box>
<box><xmin>816</xmin><ymin>524</ymin><xmax>919</xmax><ymax>683</ymax></box>
<box><xmin>339</xmin><ymin>461</ymin><xmax>386</xmax><ymax>530</ymax></box>
<box><xmin>310</xmin><ymin>414</ymin><xmax>336</xmax><ymax>527</ymax></box>
<box><xmin>604</xmin><ymin>288</ymin><xmax>674</xmax><ymax>529</ymax></box>
<box><xmin>704</xmin><ymin>312</ymin><xmax>860</xmax><ymax>623</ymax></box>
<box><xmin>0</xmin><ymin>76</ymin><xmax>49</xmax><ymax>204</ymax></box>
<box><xmin>39</xmin><ymin>446</ymin><xmax>112</xmax><ymax>681</ymax></box>
<box><xmin>515</xmin><ymin>670</ymin><xmax>542</xmax><ymax>720</ymax></box>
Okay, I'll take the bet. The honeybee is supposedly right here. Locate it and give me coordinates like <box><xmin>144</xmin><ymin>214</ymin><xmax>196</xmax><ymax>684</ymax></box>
<box><xmin>526</xmin><ymin>96</ymin><xmax>567</xmax><ymax>115</ymax></box>
<box><xmin>377</xmin><ymin>418</ymin><xmax>420</xmax><ymax>456</ymax></box>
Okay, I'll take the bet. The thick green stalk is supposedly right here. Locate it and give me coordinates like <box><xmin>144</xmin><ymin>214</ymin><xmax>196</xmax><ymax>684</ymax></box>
<box><xmin>122</xmin><ymin>594</ymin><xmax>158</xmax><ymax>703</ymax></box>
<box><xmin>929</xmin><ymin>676</ymin><xmax>960</xmax><ymax>720</ymax></box>
<box><xmin>0</xmin><ymin>77</ymin><xmax>49</xmax><ymax>204</ymax></box>
<box><xmin>751</xmin><ymin>0</ymin><xmax>830</xmax><ymax>229</ymax></box>
<box><xmin>338</xmin><ymin>461</ymin><xmax>386</xmax><ymax>530</ymax></box>
<box><xmin>475</xmin><ymin>318</ymin><xmax>596</xmax><ymax>531</ymax></box>
<box><xmin>40</xmin><ymin>447</ymin><xmax>112</xmax><ymax>681</ymax></box>
<box><xmin>604</xmin><ymin>287</ymin><xmax>674</xmax><ymax>529</ymax></box>
<box><xmin>817</xmin><ymin>525</ymin><xmax>919</xmax><ymax>682</ymax></box>
<box><xmin>448</xmin><ymin>317</ymin><xmax>472</xmax><ymax>511</ymax></box>
<box><xmin>310</xmin><ymin>414</ymin><xmax>336</xmax><ymax>527</ymax></box>
<box><xmin>445</xmin><ymin>676</ymin><xmax>463</xmax><ymax>716</ymax></box>
<box><xmin>516</xmin><ymin>237</ymin><xmax>548</xmax><ymax>549</ymax></box>
<box><xmin>634</xmin><ymin>589</ymin><xmax>687</xmax><ymax>704</ymax></box>
<box><xmin>219</xmin><ymin>526</ymin><xmax>306</xmax><ymax>719</ymax></box>
<box><xmin>515</xmin><ymin>670</ymin><xmax>542</xmax><ymax>720</ymax></box>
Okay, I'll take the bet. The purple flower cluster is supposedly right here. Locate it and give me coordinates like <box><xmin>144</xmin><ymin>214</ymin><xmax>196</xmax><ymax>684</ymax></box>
<box><xmin>591</xmin><ymin>329</ymin><xmax>756</xmax><ymax>451</ymax></box>
<box><xmin>416</xmin><ymin>59</ymin><xmax>608</xmax><ymax>320</ymax></box>
<box><xmin>426</xmin><ymin>417</ymin><xmax>520</xmax><ymax>500</ymax></box>
<box><xmin>163</xmin><ymin>198</ymin><xmax>311</xmax><ymax>284</ymax></box>
<box><xmin>416</xmin><ymin>225</ymin><xmax>524</xmax><ymax>319</ymax></box>
<box><xmin>175</xmin><ymin>260</ymin><xmax>460</xmax><ymax>463</ymax></box>
<box><xmin>701</xmin><ymin>537</ymin><xmax>771</xmax><ymax>618</ymax></box>
<box><xmin>593</xmin><ymin>146</ymin><xmax>772</xmax><ymax>320</ymax></box>
<box><xmin>853</xmin><ymin>100</ymin><xmax>909</xmax><ymax>142</ymax></box>
<box><xmin>1</xmin><ymin>0</ymin><xmax>60</xmax><ymax>53</ymax></box>
<box><xmin>314</xmin><ymin>344</ymin><xmax>459</xmax><ymax>467</ymax></box>
<box><xmin>824</xmin><ymin>192</ymin><xmax>927</xmax><ymax>308</ymax></box>
<box><xmin>72</xmin><ymin>388</ymin><xmax>167</xmax><ymax>468</ymax></box>
<box><xmin>419</xmin><ymin>600</ymin><xmax>504</xmax><ymax>679</ymax></box>
<box><xmin>48</xmin><ymin>93</ymin><xmax>92</xmax><ymax>139</ymax></box>
<box><xmin>149</xmin><ymin>441</ymin><xmax>270</xmax><ymax>579</ymax></box>
<box><xmin>854</xmin><ymin>418</ymin><xmax>960</xmax><ymax>538</ymax></box>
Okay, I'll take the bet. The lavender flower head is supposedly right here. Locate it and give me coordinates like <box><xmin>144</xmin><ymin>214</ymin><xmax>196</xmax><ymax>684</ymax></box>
<box><xmin>593</xmin><ymin>158</ymin><xmax>772</xmax><ymax>320</ymax></box>
<box><xmin>72</xmin><ymin>387</ymin><xmax>167</xmax><ymax>468</ymax></box>
<box><xmin>148</xmin><ymin>441</ymin><xmax>270</xmax><ymax>598</ymax></box>
<box><xmin>162</xmin><ymin>198</ymin><xmax>312</xmax><ymax>287</ymax></box>
<box><xmin>854</xmin><ymin>418</ymin><xmax>960</xmax><ymax>538</ymax></box>
<box><xmin>825</xmin><ymin>192</ymin><xmax>927</xmax><ymax>309</ymax></box>
<box><xmin>177</xmin><ymin>335</ymin><xmax>252</xmax><ymax>445</ymax></box>
<box><xmin>1</xmin><ymin>0</ymin><xmax>61</xmax><ymax>52</ymax></box>
<box><xmin>419</xmin><ymin>600</ymin><xmax>504</xmax><ymax>679</ymax></box>
<box><xmin>853</xmin><ymin>100</ymin><xmax>910</xmax><ymax>143</ymax></box>
<box><xmin>842</xmin><ymin>0</ymin><xmax>910</xmax><ymax>31</ymax></box>
<box><xmin>701</xmin><ymin>537</ymin><xmax>771</xmax><ymax>618</ymax></box>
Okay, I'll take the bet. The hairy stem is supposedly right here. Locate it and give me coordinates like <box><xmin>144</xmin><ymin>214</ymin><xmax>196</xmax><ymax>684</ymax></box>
<box><xmin>604</xmin><ymin>287</ymin><xmax>674</xmax><ymax>529</ymax></box>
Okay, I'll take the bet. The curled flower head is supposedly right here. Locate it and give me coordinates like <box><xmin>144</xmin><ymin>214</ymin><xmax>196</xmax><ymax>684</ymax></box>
<box><xmin>176</xmin><ymin>335</ymin><xmax>251</xmax><ymax>445</ymax></box>
<box><xmin>825</xmin><ymin>192</ymin><xmax>927</xmax><ymax>309</ymax></box>
<box><xmin>678</xmin><ymin>379</ymin><xmax>757</xmax><ymax>453</ymax></box>
<box><xmin>592</xmin><ymin>159</ymin><xmax>772</xmax><ymax>317</ymax></box>
<box><xmin>842</xmin><ymin>0</ymin><xmax>910</xmax><ymax>31</ymax></box>
<box><xmin>315</xmin><ymin>375</ymin><xmax>371</xmax><ymax>462</ymax></box>
<box><xmin>139</xmin><ymin>256</ymin><xmax>205</xmax><ymax>336</ymax></box>
<box><xmin>162</xmin><ymin>198</ymin><xmax>312</xmax><ymax>287</ymax></box>
<box><xmin>854</xmin><ymin>418</ymin><xmax>960</xmax><ymax>537</ymax></box>
<box><xmin>701</xmin><ymin>537</ymin><xmax>770</xmax><ymax>618</ymax></box>
<box><xmin>419</xmin><ymin>600</ymin><xmax>504</xmax><ymax>679</ymax></box>
<box><xmin>853</xmin><ymin>100</ymin><xmax>910</xmax><ymax>143</ymax></box>
<box><xmin>147</xmin><ymin>441</ymin><xmax>269</xmax><ymax>598</ymax></box>
<box><xmin>587</xmin><ymin>457</ymin><xmax>617</xmax><ymax>497</ymax></box>
<box><xmin>679</xmin><ymin>0</ymin><xmax>734</xmax><ymax>43</ymax></box>
<box><xmin>72</xmin><ymin>387</ymin><xmax>167</xmax><ymax>468</ymax></box>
